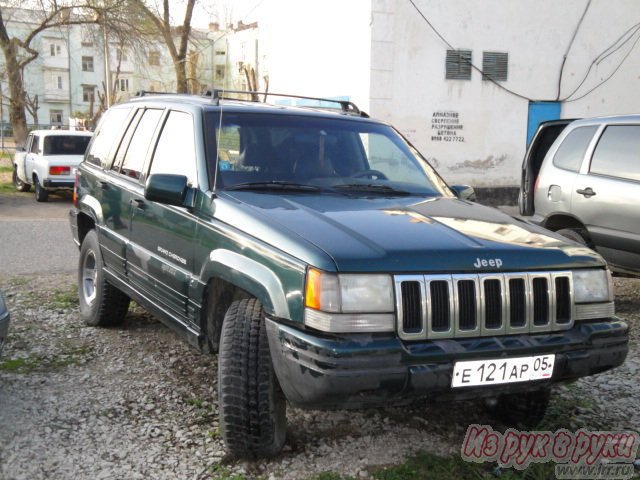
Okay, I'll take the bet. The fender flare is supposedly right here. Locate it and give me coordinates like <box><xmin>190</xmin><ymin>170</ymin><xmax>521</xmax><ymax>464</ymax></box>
<box><xmin>203</xmin><ymin>249</ymin><xmax>291</xmax><ymax>320</ymax></box>
<box><xmin>79</xmin><ymin>194</ymin><xmax>104</xmax><ymax>225</ymax></box>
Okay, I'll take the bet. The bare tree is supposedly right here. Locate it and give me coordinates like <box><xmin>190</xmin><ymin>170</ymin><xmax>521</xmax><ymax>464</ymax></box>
<box><xmin>0</xmin><ymin>2</ymin><xmax>146</xmax><ymax>144</ymax></box>
<box><xmin>130</xmin><ymin>0</ymin><xmax>197</xmax><ymax>93</ymax></box>
<box><xmin>24</xmin><ymin>92</ymin><xmax>38</xmax><ymax>126</ymax></box>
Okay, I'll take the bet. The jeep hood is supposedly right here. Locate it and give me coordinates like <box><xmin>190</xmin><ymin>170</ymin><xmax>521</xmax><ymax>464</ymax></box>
<box><xmin>219</xmin><ymin>192</ymin><xmax>605</xmax><ymax>273</ymax></box>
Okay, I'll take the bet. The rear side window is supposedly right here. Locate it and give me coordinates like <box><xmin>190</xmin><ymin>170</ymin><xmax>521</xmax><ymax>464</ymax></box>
<box><xmin>119</xmin><ymin>109</ymin><xmax>163</xmax><ymax>180</ymax></box>
<box><xmin>86</xmin><ymin>107</ymin><xmax>133</xmax><ymax>168</ymax></box>
<box><xmin>149</xmin><ymin>111</ymin><xmax>197</xmax><ymax>185</ymax></box>
<box><xmin>590</xmin><ymin>125</ymin><xmax>640</xmax><ymax>181</ymax></box>
<box><xmin>552</xmin><ymin>126</ymin><xmax>597</xmax><ymax>172</ymax></box>
<box><xmin>43</xmin><ymin>135</ymin><xmax>91</xmax><ymax>155</ymax></box>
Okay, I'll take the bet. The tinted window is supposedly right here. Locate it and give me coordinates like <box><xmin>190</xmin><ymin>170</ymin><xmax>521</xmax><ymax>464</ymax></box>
<box><xmin>590</xmin><ymin>125</ymin><xmax>640</xmax><ymax>181</ymax></box>
<box><xmin>552</xmin><ymin>126</ymin><xmax>597</xmax><ymax>172</ymax></box>
<box><xmin>149</xmin><ymin>111</ymin><xmax>197</xmax><ymax>184</ymax></box>
<box><xmin>86</xmin><ymin>107</ymin><xmax>133</xmax><ymax>167</ymax></box>
<box><xmin>43</xmin><ymin>135</ymin><xmax>91</xmax><ymax>155</ymax></box>
<box><xmin>120</xmin><ymin>109</ymin><xmax>163</xmax><ymax>180</ymax></box>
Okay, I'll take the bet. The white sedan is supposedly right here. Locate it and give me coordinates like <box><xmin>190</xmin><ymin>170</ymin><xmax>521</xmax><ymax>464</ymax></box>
<box><xmin>13</xmin><ymin>129</ymin><xmax>92</xmax><ymax>202</ymax></box>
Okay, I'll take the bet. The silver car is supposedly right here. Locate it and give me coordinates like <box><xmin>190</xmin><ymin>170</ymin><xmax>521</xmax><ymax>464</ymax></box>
<box><xmin>520</xmin><ymin>115</ymin><xmax>640</xmax><ymax>276</ymax></box>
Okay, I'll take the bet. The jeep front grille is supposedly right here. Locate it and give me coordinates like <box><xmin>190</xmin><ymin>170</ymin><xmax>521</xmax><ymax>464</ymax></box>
<box><xmin>394</xmin><ymin>272</ymin><xmax>574</xmax><ymax>340</ymax></box>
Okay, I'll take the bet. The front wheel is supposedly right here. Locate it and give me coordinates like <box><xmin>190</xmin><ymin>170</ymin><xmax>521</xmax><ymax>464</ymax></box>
<box><xmin>34</xmin><ymin>176</ymin><xmax>49</xmax><ymax>202</ymax></box>
<box><xmin>78</xmin><ymin>230</ymin><xmax>130</xmax><ymax>327</ymax></box>
<box><xmin>13</xmin><ymin>166</ymin><xmax>30</xmax><ymax>192</ymax></box>
<box><xmin>218</xmin><ymin>298</ymin><xmax>287</xmax><ymax>458</ymax></box>
<box><xmin>556</xmin><ymin>228</ymin><xmax>588</xmax><ymax>246</ymax></box>
<box><xmin>496</xmin><ymin>389</ymin><xmax>551</xmax><ymax>428</ymax></box>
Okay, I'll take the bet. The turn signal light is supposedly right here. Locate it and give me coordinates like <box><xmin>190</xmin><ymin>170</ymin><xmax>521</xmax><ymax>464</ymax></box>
<box><xmin>49</xmin><ymin>166</ymin><xmax>71</xmax><ymax>175</ymax></box>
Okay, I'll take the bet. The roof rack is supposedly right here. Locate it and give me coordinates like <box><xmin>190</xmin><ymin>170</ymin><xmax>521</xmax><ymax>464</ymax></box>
<box><xmin>203</xmin><ymin>89</ymin><xmax>368</xmax><ymax>117</ymax></box>
<box><xmin>134</xmin><ymin>90</ymin><xmax>180</xmax><ymax>97</ymax></box>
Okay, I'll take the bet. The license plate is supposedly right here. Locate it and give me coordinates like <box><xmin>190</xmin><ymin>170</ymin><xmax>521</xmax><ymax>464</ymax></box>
<box><xmin>452</xmin><ymin>354</ymin><xmax>555</xmax><ymax>387</ymax></box>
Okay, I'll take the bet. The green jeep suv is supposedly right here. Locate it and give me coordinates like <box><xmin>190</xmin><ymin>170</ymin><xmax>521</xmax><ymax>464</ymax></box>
<box><xmin>70</xmin><ymin>91</ymin><xmax>628</xmax><ymax>458</ymax></box>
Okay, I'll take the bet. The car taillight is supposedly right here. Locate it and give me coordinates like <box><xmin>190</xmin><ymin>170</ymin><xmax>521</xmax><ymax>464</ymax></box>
<box><xmin>49</xmin><ymin>166</ymin><xmax>71</xmax><ymax>175</ymax></box>
<box><xmin>73</xmin><ymin>171</ymin><xmax>79</xmax><ymax>207</ymax></box>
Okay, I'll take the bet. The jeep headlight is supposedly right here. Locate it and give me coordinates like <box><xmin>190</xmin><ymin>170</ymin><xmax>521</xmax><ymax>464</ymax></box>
<box><xmin>573</xmin><ymin>269</ymin><xmax>614</xmax><ymax>304</ymax></box>
<box><xmin>304</xmin><ymin>268</ymin><xmax>395</xmax><ymax>332</ymax></box>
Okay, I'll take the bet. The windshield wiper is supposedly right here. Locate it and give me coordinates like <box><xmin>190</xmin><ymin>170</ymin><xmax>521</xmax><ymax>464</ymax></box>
<box><xmin>225</xmin><ymin>181</ymin><xmax>322</xmax><ymax>192</ymax></box>
<box><xmin>332</xmin><ymin>183</ymin><xmax>413</xmax><ymax>196</ymax></box>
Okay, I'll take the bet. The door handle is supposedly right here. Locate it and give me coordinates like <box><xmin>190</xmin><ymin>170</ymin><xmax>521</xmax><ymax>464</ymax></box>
<box><xmin>131</xmin><ymin>198</ymin><xmax>146</xmax><ymax>209</ymax></box>
<box><xmin>99</xmin><ymin>181</ymin><xmax>109</xmax><ymax>190</ymax></box>
<box><xmin>576</xmin><ymin>187</ymin><xmax>596</xmax><ymax>198</ymax></box>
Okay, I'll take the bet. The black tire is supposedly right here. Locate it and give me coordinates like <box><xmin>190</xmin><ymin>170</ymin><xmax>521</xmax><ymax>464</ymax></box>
<box><xmin>34</xmin><ymin>176</ymin><xmax>49</xmax><ymax>202</ymax></box>
<box><xmin>556</xmin><ymin>228</ymin><xmax>588</xmax><ymax>246</ymax></box>
<box><xmin>78</xmin><ymin>230</ymin><xmax>130</xmax><ymax>327</ymax></box>
<box><xmin>496</xmin><ymin>389</ymin><xmax>551</xmax><ymax>428</ymax></box>
<box><xmin>218</xmin><ymin>298</ymin><xmax>286</xmax><ymax>458</ymax></box>
<box><xmin>13</xmin><ymin>165</ymin><xmax>31</xmax><ymax>192</ymax></box>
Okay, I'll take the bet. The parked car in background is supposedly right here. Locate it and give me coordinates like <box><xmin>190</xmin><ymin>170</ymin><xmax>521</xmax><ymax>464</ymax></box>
<box><xmin>13</xmin><ymin>130</ymin><xmax>93</xmax><ymax>202</ymax></box>
<box><xmin>520</xmin><ymin>115</ymin><xmax>640</xmax><ymax>277</ymax></box>
<box><xmin>0</xmin><ymin>291</ymin><xmax>9</xmax><ymax>356</ymax></box>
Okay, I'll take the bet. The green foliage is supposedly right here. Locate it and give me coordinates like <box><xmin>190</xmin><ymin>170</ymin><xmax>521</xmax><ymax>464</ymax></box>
<box><xmin>368</xmin><ymin>452</ymin><xmax>557</xmax><ymax>480</ymax></box>
<box><xmin>209</xmin><ymin>464</ymin><xmax>246</xmax><ymax>480</ymax></box>
<box><xmin>0</xmin><ymin>345</ymin><xmax>91</xmax><ymax>374</ymax></box>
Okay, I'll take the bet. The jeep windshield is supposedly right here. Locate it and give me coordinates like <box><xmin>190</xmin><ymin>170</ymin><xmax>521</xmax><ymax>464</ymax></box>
<box><xmin>206</xmin><ymin>112</ymin><xmax>453</xmax><ymax>197</ymax></box>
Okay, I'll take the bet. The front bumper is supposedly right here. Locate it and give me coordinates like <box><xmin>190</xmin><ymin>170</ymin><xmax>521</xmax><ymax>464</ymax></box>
<box><xmin>43</xmin><ymin>179</ymin><xmax>74</xmax><ymax>189</ymax></box>
<box><xmin>0</xmin><ymin>307</ymin><xmax>10</xmax><ymax>356</ymax></box>
<box><xmin>265</xmin><ymin>318</ymin><xmax>628</xmax><ymax>409</ymax></box>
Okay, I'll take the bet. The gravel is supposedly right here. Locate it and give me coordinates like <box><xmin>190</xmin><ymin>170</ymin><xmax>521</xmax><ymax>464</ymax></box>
<box><xmin>0</xmin><ymin>273</ymin><xmax>638</xmax><ymax>479</ymax></box>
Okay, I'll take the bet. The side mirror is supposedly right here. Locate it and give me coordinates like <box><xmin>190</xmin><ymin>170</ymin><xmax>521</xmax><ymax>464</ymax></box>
<box><xmin>450</xmin><ymin>185</ymin><xmax>477</xmax><ymax>201</ymax></box>
<box><xmin>145</xmin><ymin>174</ymin><xmax>194</xmax><ymax>208</ymax></box>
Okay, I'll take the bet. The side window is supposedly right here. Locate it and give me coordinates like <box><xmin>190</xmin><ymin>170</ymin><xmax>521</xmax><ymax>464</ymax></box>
<box><xmin>86</xmin><ymin>107</ymin><xmax>133</xmax><ymax>168</ymax></box>
<box><xmin>149</xmin><ymin>111</ymin><xmax>197</xmax><ymax>184</ymax></box>
<box><xmin>552</xmin><ymin>126</ymin><xmax>597</xmax><ymax>172</ymax></box>
<box><xmin>590</xmin><ymin>125</ymin><xmax>640</xmax><ymax>182</ymax></box>
<box><xmin>30</xmin><ymin>135</ymin><xmax>40</xmax><ymax>154</ymax></box>
<box><xmin>24</xmin><ymin>135</ymin><xmax>34</xmax><ymax>152</ymax></box>
<box><xmin>119</xmin><ymin>109</ymin><xmax>163</xmax><ymax>180</ymax></box>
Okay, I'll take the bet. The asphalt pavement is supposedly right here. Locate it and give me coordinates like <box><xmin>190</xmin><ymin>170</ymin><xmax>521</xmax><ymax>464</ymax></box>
<box><xmin>0</xmin><ymin>192</ymin><xmax>78</xmax><ymax>276</ymax></box>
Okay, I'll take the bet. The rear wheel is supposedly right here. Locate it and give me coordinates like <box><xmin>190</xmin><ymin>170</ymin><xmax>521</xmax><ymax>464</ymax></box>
<box><xmin>34</xmin><ymin>176</ymin><xmax>49</xmax><ymax>202</ymax></box>
<box><xmin>13</xmin><ymin>166</ymin><xmax>30</xmax><ymax>192</ymax></box>
<box><xmin>78</xmin><ymin>230</ymin><xmax>130</xmax><ymax>327</ymax></box>
<box><xmin>218</xmin><ymin>298</ymin><xmax>286</xmax><ymax>458</ymax></box>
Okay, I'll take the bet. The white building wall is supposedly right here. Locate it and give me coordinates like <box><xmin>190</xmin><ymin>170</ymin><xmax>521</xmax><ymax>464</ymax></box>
<box><xmin>371</xmin><ymin>0</ymin><xmax>640</xmax><ymax>187</ymax></box>
<box><xmin>241</xmin><ymin>0</ymin><xmax>372</xmax><ymax>110</ymax></box>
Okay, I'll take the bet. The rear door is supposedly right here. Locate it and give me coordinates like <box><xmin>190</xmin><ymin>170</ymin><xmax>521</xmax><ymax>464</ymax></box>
<box><xmin>519</xmin><ymin>120</ymin><xmax>574</xmax><ymax>215</ymax></box>
<box><xmin>25</xmin><ymin>134</ymin><xmax>41</xmax><ymax>181</ymax></box>
<box><xmin>571</xmin><ymin>123</ymin><xmax>640</xmax><ymax>272</ymax></box>
<box><xmin>128</xmin><ymin>109</ymin><xmax>199</xmax><ymax>329</ymax></box>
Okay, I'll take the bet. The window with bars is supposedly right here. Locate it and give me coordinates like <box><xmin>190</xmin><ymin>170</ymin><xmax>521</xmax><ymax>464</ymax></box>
<box><xmin>445</xmin><ymin>49</ymin><xmax>472</xmax><ymax>80</ymax></box>
<box><xmin>482</xmin><ymin>52</ymin><xmax>508</xmax><ymax>81</ymax></box>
